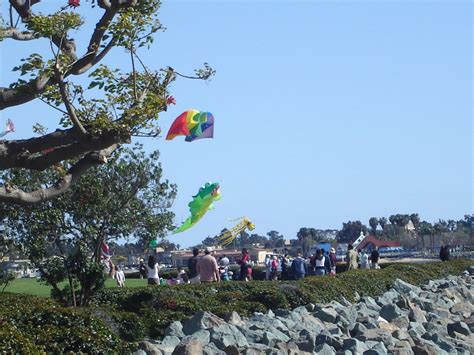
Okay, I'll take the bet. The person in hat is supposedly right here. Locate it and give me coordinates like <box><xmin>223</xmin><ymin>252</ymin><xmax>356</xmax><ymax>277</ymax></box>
<box><xmin>329</xmin><ymin>248</ymin><xmax>337</xmax><ymax>275</ymax></box>
<box><xmin>139</xmin><ymin>258</ymin><xmax>147</xmax><ymax>279</ymax></box>
<box><xmin>197</xmin><ymin>247</ymin><xmax>220</xmax><ymax>283</ymax></box>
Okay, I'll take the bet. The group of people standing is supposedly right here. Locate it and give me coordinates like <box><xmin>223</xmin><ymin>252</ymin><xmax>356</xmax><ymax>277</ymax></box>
<box><xmin>345</xmin><ymin>244</ymin><xmax>380</xmax><ymax>270</ymax></box>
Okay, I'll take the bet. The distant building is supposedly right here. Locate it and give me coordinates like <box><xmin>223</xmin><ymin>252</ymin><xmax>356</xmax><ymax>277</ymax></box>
<box><xmin>357</xmin><ymin>235</ymin><xmax>401</xmax><ymax>251</ymax></box>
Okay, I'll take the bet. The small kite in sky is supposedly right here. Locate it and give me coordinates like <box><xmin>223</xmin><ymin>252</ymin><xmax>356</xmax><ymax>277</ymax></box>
<box><xmin>0</xmin><ymin>119</ymin><xmax>15</xmax><ymax>138</ymax></box>
<box><xmin>166</xmin><ymin>110</ymin><xmax>214</xmax><ymax>142</ymax></box>
<box><xmin>217</xmin><ymin>217</ymin><xmax>255</xmax><ymax>246</ymax></box>
<box><xmin>173</xmin><ymin>182</ymin><xmax>221</xmax><ymax>234</ymax></box>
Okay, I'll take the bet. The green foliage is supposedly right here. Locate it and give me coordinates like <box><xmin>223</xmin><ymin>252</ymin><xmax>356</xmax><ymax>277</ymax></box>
<box><xmin>28</xmin><ymin>12</ymin><xmax>83</xmax><ymax>38</ymax></box>
<box><xmin>91</xmin><ymin>260</ymin><xmax>471</xmax><ymax>341</ymax></box>
<box><xmin>0</xmin><ymin>145</ymin><xmax>176</xmax><ymax>306</ymax></box>
<box><xmin>0</xmin><ymin>293</ymin><xmax>131</xmax><ymax>353</ymax></box>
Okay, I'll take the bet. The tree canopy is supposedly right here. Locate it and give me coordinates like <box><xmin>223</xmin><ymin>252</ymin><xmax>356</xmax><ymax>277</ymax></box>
<box><xmin>0</xmin><ymin>0</ymin><xmax>213</xmax><ymax>205</ymax></box>
<box><xmin>0</xmin><ymin>144</ymin><xmax>176</xmax><ymax>305</ymax></box>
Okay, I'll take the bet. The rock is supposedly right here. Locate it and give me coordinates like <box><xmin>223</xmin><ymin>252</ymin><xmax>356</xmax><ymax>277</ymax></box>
<box><xmin>238</xmin><ymin>327</ymin><xmax>264</xmax><ymax>344</ymax></box>
<box><xmin>411</xmin><ymin>340</ymin><xmax>444</xmax><ymax>355</ymax></box>
<box><xmin>275</xmin><ymin>341</ymin><xmax>299</xmax><ymax>354</ymax></box>
<box><xmin>172</xmin><ymin>338</ymin><xmax>203</xmax><ymax>355</ymax></box>
<box><xmin>138</xmin><ymin>341</ymin><xmax>163</xmax><ymax>355</ymax></box>
<box><xmin>360</xmin><ymin>296</ymin><xmax>382</xmax><ymax>312</ymax></box>
<box><xmin>450</xmin><ymin>302</ymin><xmax>472</xmax><ymax>318</ymax></box>
<box><xmin>409</xmin><ymin>307</ymin><xmax>427</xmax><ymax>323</ymax></box>
<box><xmin>316</xmin><ymin>332</ymin><xmax>344</xmax><ymax>351</ymax></box>
<box><xmin>376</xmin><ymin>290</ymin><xmax>399</xmax><ymax>306</ymax></box>
<box><xmin>393</xmin><ymin>279</ymin><xmax>422</xmax><ymax>295</ymax></box>
<box><xmin>224</xmin><ymin>311</ymin><xmax>243</xmax><ymax>326</ymax></box>
<box><xmin>202</xmin><ymin>342</ymin><xmax>226</xmax><ymax>355</ymax></box>
<box><xmin>391</xmin><ymin>315</ymin><xmax>410</xmax><ymax>330</ymax></box>
<box><xmin>133</xmin><ymin>350</ymin><xmax>148</xmax><ymax>355</ymax></box>
<box><xmin>223</xmin><ymin>345</ymin><xmax>240</xmax><ymax>355</ymax></box>
<box><xmin>314</xmin><ymin>343</ymin><xmax>336</xmax><ymax>355</ymax></box>
<box><xmin>342</xmin><ymin>338</ymin><xmax>370</xmax><ymax>353</ymax></box>
<box><xmin>413</xmin><ymin>297</ymin><xmax>435</xmax><ymax>312</ymax></box>
<box><xmin>349</xmin><ymin>322</ymin><xmax>368</xmax><ymax>337</ymax></box>
<box><xmin>447</xmin><ymin>321</ymin><xmax>471</xmax><ymax>336</ymax></box>
<box><xmin>408</xmin><ymin>322</ymin><xmax>426</xmax><ymax>341</ymax></box>
<box><xmin>339</xmin><ymin>296</ymin><xmax>352</xmax><ymax>307</ymax></box>
<box><xmin>182</xmin><ymin>311</ymin><xmax>225</xmax><ymax>335</ymax></box>
<box><xmin>378</xmin><ymin>319</ymin><xmax>400</xmax><ymax>334</ymax></box>
<box><xmin>314</xmin><ymin>308</ymin><xmax>338</xmax><ymax>323</ymax></box>
<box><xmin>155</xmin><ymin>336</ymin><xmax>181</xmax><ymax>354</ymax></box>
<box><xmin>356</xmin><ymin>328</ymin><xmax>394</xmax><ymax>347</ymax></box>
<box><xmin>210</xmin><ymin>324</ymin><xmax>249</xmax><ymax>350</ymax></box>
<box><xmin>380</xmin><ymin>304</ymin><xmax>404</xmax><ymax>322</ymax></box>
<box><xmin>295</xmin><ymin>329</ymin><xmax>316</xmax><ymax>352</ymax></box>
<box><xmin>165</xmin><ymin>321</ymin><xmax>185</xmax><ymax>338</ymax></box>
<box><xmin>370</xmin><ymin>342</ymin><xmax>388</xmax><ymax>354</ymax></box>
<box><xmin>180</xmin><ymin>330</ymin><xmax>210</xmax><ymax>347</ymax></box>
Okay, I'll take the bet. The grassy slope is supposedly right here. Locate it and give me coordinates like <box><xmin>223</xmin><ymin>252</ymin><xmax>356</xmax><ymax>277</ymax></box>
<box><xmin>2</xmin><ymin>278</ymin><xmax>148</xmax><ymax>297</ymax></box>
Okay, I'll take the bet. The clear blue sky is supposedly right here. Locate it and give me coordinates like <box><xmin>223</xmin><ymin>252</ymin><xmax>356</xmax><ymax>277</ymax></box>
<box><xmin>1</xmin><ymin>1</ymin><xmax>472</xmax><ymax>247</ymax></box>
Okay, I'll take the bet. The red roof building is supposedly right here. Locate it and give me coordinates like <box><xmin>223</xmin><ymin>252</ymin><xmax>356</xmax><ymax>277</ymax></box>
<box><xmin>357</xmin><ymin>235</ymin><xmax>401</xmax><ymax>250</ymax></box>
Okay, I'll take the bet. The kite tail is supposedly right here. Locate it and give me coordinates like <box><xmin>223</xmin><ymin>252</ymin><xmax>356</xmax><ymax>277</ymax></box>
<box><xmin>173</xmin><ymin>218</ymin><xmax>195</xmax><ymax>234</ymax></box>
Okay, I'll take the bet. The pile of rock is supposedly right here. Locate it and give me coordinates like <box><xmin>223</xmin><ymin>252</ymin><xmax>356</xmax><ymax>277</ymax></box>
<box><xmin>136</xmin><ymin>274</ymin><xmax>473</xmax><ymax>354</ymax></box>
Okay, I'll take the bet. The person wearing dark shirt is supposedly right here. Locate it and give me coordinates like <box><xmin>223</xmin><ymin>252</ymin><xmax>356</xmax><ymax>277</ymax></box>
<box><xmin>291</xmin><ymin>251</ymin><xmax>308</xmax><ymax>280</ymax></box>
<box><xmin>370</xmin><ymin>247</ymin><xmax>380</xmax><ymax>269</ymax></box>
<box><xmin>188</xmin><ymin>248</ymin><xmax>200</xmax><ymax>279</ymax></box>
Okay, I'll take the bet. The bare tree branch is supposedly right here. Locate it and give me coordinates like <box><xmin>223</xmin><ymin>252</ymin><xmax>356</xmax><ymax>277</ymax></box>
<box><xmin>0</xmin><ymin>129</ymin><xmax>124</xmax><ymax>171</ymax></box>
<box><xmin>0</xmin><ymin>145</ymin><xmax>118</xmax><ymax>205</ymax></box>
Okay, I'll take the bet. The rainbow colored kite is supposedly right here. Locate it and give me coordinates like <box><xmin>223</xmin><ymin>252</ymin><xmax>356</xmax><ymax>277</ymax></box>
<box><xmin>173</xmin><ymin>182</ymin><xmax>221</xmax><ymax>234</ymax></box>
<box><xmin>166</xmin><ymin>110</ymin><xmax>214</xmax><ymax>142</ymax></box>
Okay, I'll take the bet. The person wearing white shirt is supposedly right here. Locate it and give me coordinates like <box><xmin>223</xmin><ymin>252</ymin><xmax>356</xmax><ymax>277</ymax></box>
<box><xmin>115</xmin><ymin>266</ymin><xmax>125</xmax><ymax>287</ymax></box>
<box><xmin>147</xmin><ymin>255</ymin><xmax>160</xmax><ymax>285</ymax></box>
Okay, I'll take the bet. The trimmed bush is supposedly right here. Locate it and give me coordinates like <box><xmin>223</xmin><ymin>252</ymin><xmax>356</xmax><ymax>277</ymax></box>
<box><xmin>91</xmin><ymin>259</ymin><xmax>471</xmax><ymax>341</ymax></box>
<box><xmin>0</xmin><ymin>293</ymin><xmax>132</xmax><ymax>353</ymax></box>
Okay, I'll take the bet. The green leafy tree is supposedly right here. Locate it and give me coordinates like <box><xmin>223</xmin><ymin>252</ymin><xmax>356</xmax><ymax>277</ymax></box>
<box><xmin>369</xmin><ymin>217</ymin><xmax>379</xmax><ymax>236</ymax></box>
<box><xmin>0</xmin><ymin>145</ymin><xmax>176</xmax><ymax>306</ymax></box>
<box><xmin>0</xmin><ymin>0</ymin><xmax>213</xmax><ymax>205</ymax></box>
<box><xmin>336</xmin><ymin>221</ymin><xmax>367</xmax><ymax>244</ymax></box>
<box><xmin>379</xmin><ymin>217</ymin><xmax>388</xmax><ymax>231</ymax></box>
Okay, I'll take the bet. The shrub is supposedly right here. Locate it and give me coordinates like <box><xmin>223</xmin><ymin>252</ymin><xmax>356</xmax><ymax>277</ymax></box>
<box><xmin>0</xmin><ymin>293</ymin><xmax>131</xmax><ymax>353</ymax></box>
<box><xmin>91</xmin><ymin>259</ymin><xmax>471</xmax><ymax>341</ymax></box>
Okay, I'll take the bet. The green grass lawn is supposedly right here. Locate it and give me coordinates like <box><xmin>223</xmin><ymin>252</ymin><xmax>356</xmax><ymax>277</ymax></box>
<box><xmin>2</xmin><ymin>277</ymin><xmax>148</xmax><ymax>297</ymax></box>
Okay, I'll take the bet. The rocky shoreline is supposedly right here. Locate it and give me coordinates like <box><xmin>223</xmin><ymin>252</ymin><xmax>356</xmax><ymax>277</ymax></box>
<box><xmin>135</xmin><ymin>273</ymin><xmax>473</xmax><ymax>355</ymax></box>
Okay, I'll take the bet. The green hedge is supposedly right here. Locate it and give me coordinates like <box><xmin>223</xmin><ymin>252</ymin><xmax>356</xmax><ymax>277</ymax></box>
<box><xmin>0</xmin><ymin>293</ymin><xmax>132</xmax><ymax>353</ymax></box>
<box><xmin>1</xmin><ymin>260</ymin><xmax>469</xmax><ymax>350</ymax></box>
<box><xmin>92</xmin><ymin>259</ymin><xmax>471</xmax><ymax>340</ymax></box>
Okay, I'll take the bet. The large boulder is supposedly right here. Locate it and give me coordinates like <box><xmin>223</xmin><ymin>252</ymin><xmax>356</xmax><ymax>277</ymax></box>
<box><xmin>172</xmin><ymin>338</ymin><xmax>204</xmax><ymax>355</ymax></box>
<box><xmin>210</xmin><ymin>324</ymin><xmax>249</xmax><ymax>350</ymax></box>
<box><xmin>355</xmin><ymin>328</ymin><xmax>394</xmax><ymax>347</ymax></box>
<box><xmin>314</xmin><ymin>308</ymin><xmax>338</xmax><ymax>323</ymax></box>
<box><xmin>393</xmin><ymin>279</ymin><xmax>422</xmax><ymax>295</ymax></box>
<box><xmin>180</xmin><ymin>330</ymin><xmax>210</xmax><ymax>347</ymax></box>
<box><xmin>182</xmin><ymin>312</ymin><xmax>226</xmax><ymax>335</ymax></box>
<box><xmin>380</xmin><ymin>304</ymin><xmax>404</xmax><ymax>322</ymax></box>
<box><xmin>138</xmin><ymin>341</ymin><xmax>163</xmax><ymax>355</ymax></box>
<box><xmin>224</xmin><ymin>311</ymin><xmax>243</xmax><ymax>326</ymax></box>
<box><xmin>165</xmin><ymin>321</ymin><xmax>185</xmax><ymax>338</ymax></box>
<box><xmin>447</xmin><ymin>321</ymin><xmax>471</xmax><ymax>337</ymax></box>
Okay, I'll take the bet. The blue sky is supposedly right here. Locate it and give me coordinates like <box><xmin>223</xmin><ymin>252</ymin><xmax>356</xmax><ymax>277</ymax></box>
<box><xmin>1</xmin><ymin>1</ymin><xmax>472</xmax><ymax>247</ymax></box>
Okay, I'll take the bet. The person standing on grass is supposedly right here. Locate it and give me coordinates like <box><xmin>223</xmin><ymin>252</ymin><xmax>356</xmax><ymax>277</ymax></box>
<box><xmin>291</xmin><ymin>250</ymin><xmax>307</xmax><ymax>280</ymax></box>
<box><xmin>139</xmin><ymin>259</ymin><xmax>147</xmax><ymax>279</ymax></box>
<box><xmin>188</xmin><ymin>248</ymin><xmax>200</xmax><ymax>283</ymax></box>
<box><xmin>197</xmin><ymin>247</ymin><xmax>220</xmax><ymax>283</ymax></box>
<box><xmin>314</xmin><ymin>249</ymin><xmax>326</xmax><ymax>276</ymax></box>
<box><xmin>359</xmin><ymin>249</ymin><xmax>369</xmax><ymax>269</ymax></box>
<box><xmin>238</xmin><ymin>248</ymin><xmax>251</xmax><ymax>281</ymax></box>
<box><xmin>329</xmin><ymin>248</ymin><xmax>338</xmax><ymax>275</ymax></box>
<box><xmin>346</xmin><ymin>244</ymin><xmax>358</xmax><ymax>270</ymax></box>
<box><xmin>371</xmin><ymin>247</ymin><xmax>380</xmax><ymax>269</ymax></box>
<box><xmin>147</xmin><ymin>255</ymin><xmax>160</xmax><ymax>285</ymax></box>
<box><xmin>115</xmin><ymin>265</ymin><xmax>125</xmax><ymax>287</ymax></box>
